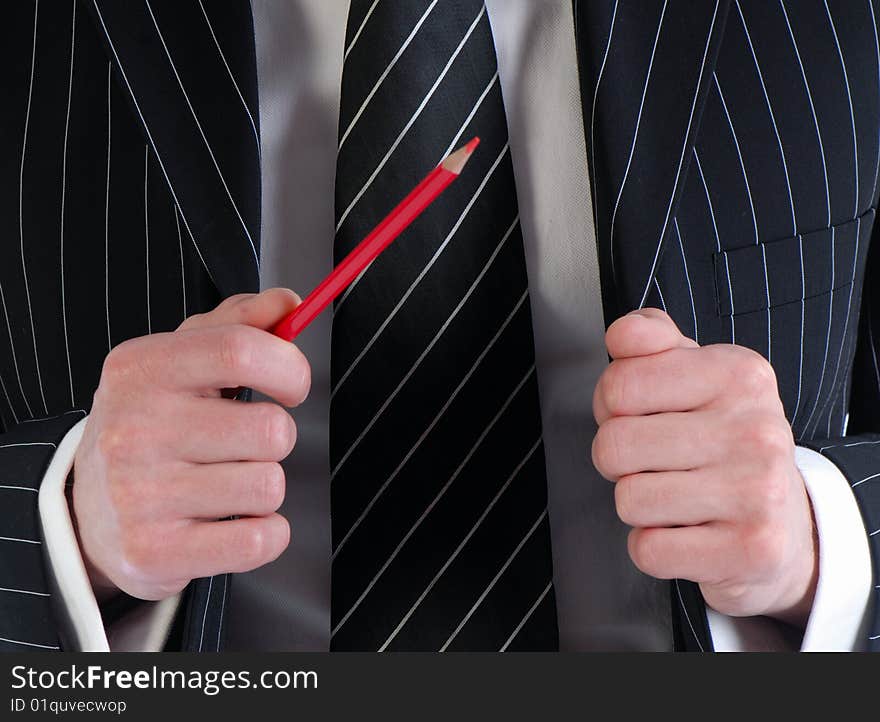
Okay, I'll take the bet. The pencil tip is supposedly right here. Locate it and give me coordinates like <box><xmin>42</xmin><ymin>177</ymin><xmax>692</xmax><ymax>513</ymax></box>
<box><xmin>442</xmin><ymin>137</ymin><xmax>481</xmax><ymax>174</ymax></box>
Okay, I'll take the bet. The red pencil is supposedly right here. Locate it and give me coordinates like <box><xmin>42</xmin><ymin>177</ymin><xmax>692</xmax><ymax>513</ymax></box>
<box><xmin>270</xmin><ymin>137</ymin><xmax>481</xmax><ymax>342</ymax></box>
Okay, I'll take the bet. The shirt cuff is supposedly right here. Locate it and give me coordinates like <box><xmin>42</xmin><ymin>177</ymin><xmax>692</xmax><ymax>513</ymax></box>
<box><xmin>37</xmin><ymin>416</ymin><xmax>180</xmax><ymax>652</ymax></box>
<box><xmin>795</xmin><ymin>445</ymin><xmax>873</xmax><ymax>651</ymax></box>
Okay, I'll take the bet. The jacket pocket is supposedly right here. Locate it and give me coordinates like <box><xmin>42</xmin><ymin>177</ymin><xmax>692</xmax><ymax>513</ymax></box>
<box><xmin>712</xmin><ymin>210</ymin><xmax>873</xmax><ymax>317</ymax></box>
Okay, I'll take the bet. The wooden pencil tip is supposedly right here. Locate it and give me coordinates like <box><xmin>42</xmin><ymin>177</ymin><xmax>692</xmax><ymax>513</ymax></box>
<box><xmin>441</xmin><ymin>137</ymin><xmax>481</xmax><ymax>174</ymax></box>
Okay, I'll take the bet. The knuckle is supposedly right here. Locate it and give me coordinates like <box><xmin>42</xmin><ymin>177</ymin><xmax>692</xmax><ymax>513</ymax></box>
<box><xmin>293</xmin><ymin>354</ymin><xmax>312</xmax><ymax>405</ymax></box>
<box><xmin>746</xmin><ymin>416</ymin><xmax>793</xmax><ymax>459</ymax></box>
<box><xmin>734</xmin><ymin>349</ymin><xmax>777</xmax><ymax>396</ymax></box>
<box><xmin>238</xmin><ymin>525</ymin><xmax>269</xmax><ymax>569</ymax></box>
<box><xmin>592</xmin><ymin>419</ymin><xmax>627</xmax><ymax>479</ymax></box>
<box><xmin>95</xmin><ymin>425</ymin><xmax>135</xmax><ymax>465</ymax></box>
<box><xmin>100</xmin><ymin>343</ymin><xmax>135</xmax><ymax>388</ymax></box>
<box><xmin>742</xmin><ymin>524</ymin><xmax>786</xmax><ymax>573</ymax></box>
<box><xmin>218</xmin><ymin>326</ymin><xmax>255</xmax><ymax>376</ymax></box>
<box><xmin>254</xmin><ymin>463</ymin><xmax>286</xmax><ymax>511</ymax></box>
<box><xmin>117</xmin><ymin>528</ymin><xmax>160</xmax><ymax>583</ymax></box>
<box><xmin>260</xmin><ymin>406</ymin><xmax>295</xmax><ymax>457</ymax></box>
<box><xmin>753</xmin><ymin>462</ymin><xmax>791</xmax><ymax>513</ymax></box>
<box><xmin>600</xmin><ymin>362</ymin><xmax>630</xmax><ymax>416</ymax></box>
<box><xmin>627</xmin><ymin>529</ymin><xmax>659</xmax><ymax>576</ymax></box>
<box><xmin>614</xmin><ymin>477</ymin><xmax>638</xmax><ymax>526</ymax></box>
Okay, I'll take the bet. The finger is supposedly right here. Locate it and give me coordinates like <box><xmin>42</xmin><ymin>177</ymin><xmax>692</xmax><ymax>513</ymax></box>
<box><xmin>167</xmin><ymin>399</ymin><xmax>297</xmax><ymax>463</ymax></box>
<box><xmin>163</xmin><ymin>514</ymin><xmax>291</xmax><ymax>580</ymax></box>
<box><xmin>592</xmin><ymin>411</ymin><xmax>720</xmax><ymax>479</ymax></box>
<box><xmin>163</xmin><ymin>461</ymin><xmax>286</xmax><ymax>519</ymax></box>
<box><xmin>605</xmin><ymin>308</ymin><xmax>698</xmax><ymax>360</ymax></box>
<box><xmin>595</xmin><ymin>347</ymin><xmax>719</xmax><ymax>424</ymax></box>
<box><xmin>141</xmin><ymin>324</ymin><xmax>311</xmax><ymax>406</ymax></box>
<box><xmin>614</xmin><ymin>469</ymin><xmax>739</xmax><ymax>528</ymax></box>
<box><xmin>178</xmin><ymin>288</ymin><xmax>301</xmax><ymax>332</ymax></box>
<box><xmin>627</xmin><ymin>524</ymin><xmax>737</xmax><ymax>585</ymax></box>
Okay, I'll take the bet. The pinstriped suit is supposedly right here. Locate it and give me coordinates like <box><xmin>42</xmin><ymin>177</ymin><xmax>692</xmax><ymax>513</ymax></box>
<box><xmin>0</xmin><ymin>0</ymin><xmax>878</xmax><ymax>652</ymax></box>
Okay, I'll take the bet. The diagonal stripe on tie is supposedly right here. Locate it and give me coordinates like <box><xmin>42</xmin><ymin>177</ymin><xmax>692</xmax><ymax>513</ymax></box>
<box><xmin>330</xmin><ymin>0</ymin><xmax>558</xmax><ymax>651</ymax></box>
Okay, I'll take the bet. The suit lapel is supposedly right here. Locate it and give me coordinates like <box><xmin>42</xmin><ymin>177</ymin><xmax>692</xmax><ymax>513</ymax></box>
<box><xmin>88</xmin><ymin>0</ymin><xmax>261</xmax><ymax>298</ymax></box>
<box><xmin>574</xmin><ymin>0</ymin><xmax>730</xmax><ymax>323</ymax></box>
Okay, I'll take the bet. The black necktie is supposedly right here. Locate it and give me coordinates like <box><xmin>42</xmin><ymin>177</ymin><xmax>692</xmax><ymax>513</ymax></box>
<box><xmin>329</xmin><ymin>0</ymin><xmax>559</xmax><ymax>651</ymax></box>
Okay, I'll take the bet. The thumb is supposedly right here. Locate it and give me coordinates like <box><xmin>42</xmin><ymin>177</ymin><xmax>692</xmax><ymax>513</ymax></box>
<box><xmin>604</xmin><ymin>308</ymin><xmax>698</xmax><ymax>360</ymax></box>
<box><xmin>177</xmin><ymin>287</ymin><xmax>301</xmax><ymax>333</ymax></box>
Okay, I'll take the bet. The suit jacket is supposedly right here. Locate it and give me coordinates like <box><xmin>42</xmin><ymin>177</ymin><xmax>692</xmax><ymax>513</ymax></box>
<box><xmin>0</xmin><ymin>0</ymin><xmax>877</xmax><ymax>652</ymax></box>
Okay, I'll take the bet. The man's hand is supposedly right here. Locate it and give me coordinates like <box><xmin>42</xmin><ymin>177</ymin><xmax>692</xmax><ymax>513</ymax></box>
<box><xmin>73</xmin><ymin>289</ymin><xmax>310</xmax><ymax>602</ymax></box>
<box><xmin>592</xmin><ymin>308</ymin><xmax>818</xmax><ymax>627</ymax></box>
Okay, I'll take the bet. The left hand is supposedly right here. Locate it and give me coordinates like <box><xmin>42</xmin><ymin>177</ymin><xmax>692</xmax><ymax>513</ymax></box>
<box><xmin>592</xmin><ymin>308</ymin><xmax>818</xmax><ymax>627</ymax></box>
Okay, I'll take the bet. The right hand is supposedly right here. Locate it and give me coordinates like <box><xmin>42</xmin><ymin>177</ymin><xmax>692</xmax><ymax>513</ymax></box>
<box><xmin>72</xmin><ymin>289</ymin><xmax>311</xmax><ymax>601</ymax></box>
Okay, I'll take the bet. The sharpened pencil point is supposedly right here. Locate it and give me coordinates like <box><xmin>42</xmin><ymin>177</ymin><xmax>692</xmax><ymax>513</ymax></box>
<box><xmin>442</xmin><ymin>137</ymin><xmax>481</xmax><ymax>174</ymax></box>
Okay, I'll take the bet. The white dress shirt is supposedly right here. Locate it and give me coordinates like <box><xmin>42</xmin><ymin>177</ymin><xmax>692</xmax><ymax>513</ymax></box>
<box><xmin>37</xmin><ymin>0</ymin><xmax>873</xmax><ymax>652</ymax></box>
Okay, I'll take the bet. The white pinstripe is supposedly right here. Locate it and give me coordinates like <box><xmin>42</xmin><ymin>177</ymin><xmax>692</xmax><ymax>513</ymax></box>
<box><xmin>93</xmin><ymin>2</ymin><xmax>216</xmax><ymax>287</ymax></box>
<box><xmin>336</xmin><ymin>4</ymin><xmax>486</xmax><ymax>232</ymax></box>
<box><xmin>654</xmin><ymin>278</ymin><xmax>667</xmax><ymax>312</ymax></box>
<box><xmin>693</xmin><ymin>148</ymin><xmax>737</xmax><ymax>344</ymax></box>
<box><xmin>870</xmin><ymin>528</ymin><xmax>880</xmax><ymax>536</ymax></box>
<box><xmin>144</xmin><ymin>0</ymin><xmax>259</xmax><ymax>267</ymax></box>
<box><xmin>0</xmin><ymin>536</ymin><xmax>40</xmax><ymax>545</ymax></box>
<box><xmin>439</xmin><ymin>71</ymin><xmax>498</xmax><ymax>162</ymax></box>
<box><xmin>714</xmin><ymin>72</ymin><xmax>771</xmax><ymax>361</ymax></box>
<box><xmin>331</xmin><ymin>366</ymin><xmax>536</xmax><ymax>638</ymax></box>
<box><xmin>197</xmin><ymin>0</ymin><xmax>260</xmax><ymax>156</ymax></box>
<box><xmin>105</xmin><ymin>61</ymin><xmax>112</xmax><ymax>352</ymax></box>
<box><xmin>819</xmin><ymin>438</ymin><xmax>880</xmax><ymax>452</ymax></box>
<box><xmin>499</xmin><ymin>580</ymin><xmax>553</xmax><ymax>652</ymax></box>
<box><xmin>0</xmin><ymin>442</ymin><xmax>56</xmax><ymax>450</ymax></box>
<box><xmin>793</xmin><ymin>233</ymin><xmax>806</xmax><ymax>424</ymax></box>
<box><xmin>344</xmin><ymin>0</ymin><xmax>381</xmax><ymax>63</ymax></box>
<box><xmin>144</xmin><ymin>145</ymin><xmax>151</xmax><ymax>334</ymax></box>
<box><xmin>0</xmin><ymin>485</ymin><xmax>37</xmax><ymax>493</ymax></box>
<box><xmin>0</xmin><ymin>284</ymin><xmax>20</xmax><ymax>425</ymax></box>
<box><xmin>333</xmin><ymin>279</ymin><xmax>527</xmax><ymax>561</ymax></box>
<box><xmin>18</xmin><ymin>0</ymin><xmax>44</xmax><ymax>417</ymax></box>
<box><xmin>675</xmin><ymin>579</ymin><xmax>705</xmax><ymax>652</ymax></box>
<box><xmin>673</xmin><ymin>219</ymin><xmax>697</xmax><ymax>342</ymax></box>
<box><xmin>440</xmin><ymin>509</ymin><xmax>548</xmax><ymax>652</ymax></box>
<box><xmin>380</xmin><ymin>438</ymin><xmax>542</xmax><ymax>651</ymax></box>
<box><xmin>197</xmin><ymin>576</ymin><xmax>213</xmax><ymax>652</ymax></box>
<box><xmin>723</xmin><ymin>251</ymin><xmax>736</xmax><ymax>344</ymax></box>
<box><xmin>639</xmin><ymin>0</ymin><xmax>720</xmax><ymax>309</ymax></box>
<box><xmin>331</xmin><ymin>216</ymin><xmax>520</xmax><ymax>479</ymax></box>
<box><xmin>175</xmin><ymin>206</ymin><xmax>187</xmax><ymax>321</ymax></box>
<box><xmin>0</xmin><ymin>586</ymin><xmax>48</xmax><ymax>597</ymax></box>
<box><xmin>852</xmin><ymin>471</ymin><xmax>880</xmax><ymax>488</ymax></box>
<box><xmin>338</xmin><ymin>1</ymin><xmax>439</xmax><ymax>151</ymax></box>
<box><xmin>824</xmin><ymin>0</ymin><xmax>860</xmax><ymax>218</ymax></box>
<box><xmin>59</xmin><ymin>0</ymin><xmax>76</xmax><ymax>407</ymax></box>
<box><xmin>331</xmin><ymin>143</ymin><xmax>510</xmax><ymax>400</ymax></box>
<box><xmin>816</xmin><ymin>219</ymin><xmax>861</xmax><ymax>438</ymax></box>
<box><xmin>0</xmin><ymin>636</ymin><xmax>59</xmax><ymax>650</ymax></box>
<box><xmin>0</xmin><ymin>372</ymin><xmax>15</xmax><ymax>427</ymax></box>
<box><xmin>18</xmin><ymin>410</ymin><xmax>84</xmax><ymax>424</ymax></box>
<box><xmin>589</xmin><ymin>0</ymin><xmax>620</xmax><ymax>217</ymax></box>
<box><xmin>801</xmin><ymin>227</ymin><xmax>836</xmax><ymax>439</ymax></box>
<box><xmin>609</xmin><ymin>0</ymin><xmax>667</xmax><ymax>280</ymax></box>
<box><xmin>216</xmin><ymin>573</ymin><xmax>227</xmax><ymax>652</ymax></box>
<box><xmin>867</xmin><ymin>0</ymin><xmax>880</xmax><ymax>201</ymax></box>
